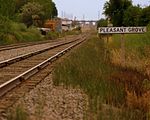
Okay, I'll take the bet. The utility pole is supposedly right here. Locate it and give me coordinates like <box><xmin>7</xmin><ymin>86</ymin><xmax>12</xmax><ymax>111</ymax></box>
<box><xmin>83</xmin><ymin>14</ymin><xmax>85</xmax><ymax>20</ymax></box>
<box><xmin>98</xmin><ymin>11</ymin><xmax>100</xmax><ymax>19</ymax></box>
<box><xmin>61</xmin><ymin>11</ymin><xmax>63</xmax><ymax>18</ymax></box>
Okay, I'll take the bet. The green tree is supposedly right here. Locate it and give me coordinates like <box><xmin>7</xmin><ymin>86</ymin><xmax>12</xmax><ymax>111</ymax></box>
<box><xmin>97</xmin><ymin>18</ymin><xmax>107</xmax><ymax>28</ymax></box>
<box><xmin>28</xmin><ymin>0</ymin><xmax>58</xmax><ymax>19</ymax></box>
<box><xmin>20</xmin><ymin>2</ymin><xmax>44</xmax><ymax>27</ymax></box>
<box><xmin>15</xmin><ymin>0</ymin><xmax>28</xmax><ymax>12</ymax></box>
<box><xmin>123</xmin><ymin>6</ymin><xmax>142</xmax><ymax>26</ymax></box>
<box><xmin>103</xmin><ymin>0</ymin><xmax>132</xmax><ymax>26</ymax></box>
<box><xmin>0</xmin><ymin>0</ymin><xmax>16</xmax><ymax>18</ymax></box>
<box><xmin>51</xmin><ymin>2</ymin><xmax>58</xmax><ymax>18</ymax></box>
<box><xmin>139</xmin><ymin>6</ymin><xmax>150</xmax><ymax>26</ymax></box>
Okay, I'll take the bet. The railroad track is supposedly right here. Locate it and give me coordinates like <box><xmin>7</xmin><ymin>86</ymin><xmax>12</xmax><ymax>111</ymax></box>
<box><xmin>0</xmin><ymin>35</ymin><xmax>77</xmax><ymax>52</ymax></box>
<box><xmin>0</xmin><ymin>39</ymin><xmax>61</xmax><ymax>52</ymax></box>
<box><xmin>0</xmin><ymin>37</ymin><xmax>80</xmax><ymax>68</ymax></box>
<box><xmin>0</xmin><ymin>35</ymin><xmax>86</xmax><ymax>118</ymax></box>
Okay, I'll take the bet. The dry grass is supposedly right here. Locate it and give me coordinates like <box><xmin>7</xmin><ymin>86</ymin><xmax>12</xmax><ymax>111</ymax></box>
<box><xmin>102</xmin><ymin>25</ymin><xmax>150</xmax><ymax>119</ymax></box>
<box><xmin>126</xmin><ymin>90</ymin><xmax>150</xmax><ymax>112</ymax></box>
<box><xmin>110</xmin><ymin>48</ymin><xmax>150</xmax><ymax>78</ymax></box>
<box><xmin>53</xmin><ymin>34</ymin><xmax>150</xmax><ymax>119</ymax></box>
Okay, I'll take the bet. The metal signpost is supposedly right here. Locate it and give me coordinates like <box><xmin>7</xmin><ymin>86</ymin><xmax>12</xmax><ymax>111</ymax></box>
<box><xmin>98</xmin><ymin>26</ymin><xmax>147</xmax><ymax>65</ymax></box>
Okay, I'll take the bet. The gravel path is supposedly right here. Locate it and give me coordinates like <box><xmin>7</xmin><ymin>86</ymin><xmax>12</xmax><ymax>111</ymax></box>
<box><xmin>8</xmin><ymin>74</ymin><xmax>88</xmax><ymax>120</ymax></box>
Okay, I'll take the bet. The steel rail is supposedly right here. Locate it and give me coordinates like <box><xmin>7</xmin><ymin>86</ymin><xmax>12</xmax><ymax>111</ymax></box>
<box><xmin>0</xmin><ymin>37</ymin><xmax>86</xmax><ymax>97</ymax></box>
<box><xmin>0</xmin><ymin>39</ymin><xmax>62</xmax><ymax>52</ymax></box>
<box><xmin>0</xmin><ymin>35</ymin><xmax>79</xmax><ymax>51</ymax></box>
<box><xmin>0</xmin><ymin>38</ymin><xmax>80</xmax><ymax>68</ymax></box>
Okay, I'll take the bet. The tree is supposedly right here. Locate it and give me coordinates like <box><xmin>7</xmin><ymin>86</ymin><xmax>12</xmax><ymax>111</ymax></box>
<box><xmin>123</xmin><ymin>6</ymin><xmax>142</xmax><ymax>26</ymax></box>
<box><xmin>51</xmin><ymin>2</ymin><xmax>58</xmax><ymax>18</ymax></box>
<box><xmin>97</xmin><ymin>18</ymin><xmax>107</xmax><ymax>28</ymax></box>
<box><xmin>103</xmin><ymin>0</ymin><xmax>132</xmax><ymax>26</ymax></box>
<box><xmin>20</xmin><ymin>2</ymin><xmax>44</xmax><ymax>27</ymax></box>
<box><xmin>0</xmin><ymin>0</ymin><xmax>16</xmax><ymax>18</ymax></box>
<box><xmin>139</xmin><ymin>6</ymin><xmax>150</xmax><ymax>26</ymax></box>
<box><xmin>28</xmin><ymin>0</ymin><xmax>58</xmax><ymax>19</ymax></box>
<box><xmin>15</xmin><ymin>0</ymin><xmax>28</xmax><ymax>12</ymax></box>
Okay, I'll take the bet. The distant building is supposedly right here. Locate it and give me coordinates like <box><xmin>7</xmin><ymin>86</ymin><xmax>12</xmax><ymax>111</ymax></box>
<box><xmin>44</xmin><ymin>18</ymin><xmax>62</xmax><ymax>32</ymax></box>
<box><xmin>43</xmin><ymin>18</ymin><xmax>82</xmax><ymax>33</ymax></box>
<box><xmin>61</xmin><ymin>18</ymin><xmax>72</xmax><ymax>31</ymax></box>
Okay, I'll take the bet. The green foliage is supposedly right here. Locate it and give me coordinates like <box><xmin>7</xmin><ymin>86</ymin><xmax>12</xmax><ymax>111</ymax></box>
<box><xmin>0</xmin><ymin>15</ymin><xmax>12</xmax><ymax>33</ymax></box>
<box><xmin>0</xmin><ymin>17</ymin><xmax>42</xmax><ymax>45</ymax></box>
<box><xmin>51</xmin><ymin>2</ymin><xmax>58</xmax><ymax>18</ymax></box>
<box><xmin>0</xmin><ymin>0</ymin><xmax>59</xmax><ymax>44</ymax></box>
<box><xmin>15</xmin><ymin>0</ymin><xmax>28</xmax><ymax>12</ymax></box>
<box><xmin>123</xmin><ymin>5</ymin><xmax>150</xmax><ymax>26</ymax></box>
<box><xmin>11</xmin><ymin>22</ymin><xmax>27</xmax><ymax>32</ymax></box>
<box><xmin>28</xmin><ymin>0</ymin><xmax>58</xmax><ymax>19</ymax></box>
<box><xmin>97</xmin><ymin>18</ymin><xmax>107</xmax><ymax>28</ymax></box>
<box><xmin>123</xmin><ymin>6</ymin><xmax>142</xmax><ymax>26</ymax></box>
<box><xmin>139</xmin><ymin>6</ymin><xmax>150</xmax><ymax>26</ymax></box>
<box><xmin>0</xmin><ymin>0</ymin><xmax>58</xmax><ymax>44</ymax></box>
<box><xmin>19</xmin><ymin>2</ymin><xmax>44</xmax><ymax>27</ymax></box>
<box><xmin>45</xmin><ymin>31</ymin><xmax>59</xmax><ymax>40</ymax></box>
<box><xmin>0</xmin><ymin>0</ymin><xmax>16</xmax><ymax>18</ymax></box>
<box><xmin>112</xmin><ymin>25</ymin><xmax>150</xmax><ymax>49</ymax></box>
<box><xmin>103</xmin><ymin>0</ymin><xmax>150</xmax><ymax>26</ymax></box>
<box><xmin>0</xmin><ymin>15</ymin><xmax>13</xmax><ymax>44</ymax></box>
<box><xmin>18</xmin><ymin>0</ymin><xmax>58</xmax><ymax>27</ymax></box>
<box><xmin>103</xmin><ymin>0</ymin><xmax>132</xmax><ymax>26</ymax></box>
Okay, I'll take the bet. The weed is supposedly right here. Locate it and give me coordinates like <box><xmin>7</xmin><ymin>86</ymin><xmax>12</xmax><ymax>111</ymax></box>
<box><xmin>7</xmin><ymin>105</ymin><xmax>28</xmax><ymax>120</ymax></box>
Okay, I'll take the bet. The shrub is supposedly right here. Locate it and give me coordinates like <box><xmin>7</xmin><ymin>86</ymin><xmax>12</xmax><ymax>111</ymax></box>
<box><xmin>0</xmin><ymin>16</ymin><xmax>42</xmax><ymax>45</ymax></box>
<box><xmin>45</xmin><ymin>31</ymin><xmax>59</xmax><ymax>40</ymax></box>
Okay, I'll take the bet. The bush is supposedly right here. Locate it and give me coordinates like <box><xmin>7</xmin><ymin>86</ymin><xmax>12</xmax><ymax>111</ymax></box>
<box><xmin>45</xmin><ymin>31</ymin><xmax>59</xmax><ymax>40</ymax></box>
<box><xmin>11</xmin><ymin>22</ymin><xmax>27</xmax><ymax>32</ymax></box>
<box><xmin>0</xmin><ymin>16</ymin><xmax>43</xmax><ymax>45</ymax></box>
<box><xmin>97</xmin><ymin>18</ymin><xmax>107</xmax><ymax>28</ymax></box>
<box><xmin>0</xmin><ymin>15</ymin><xmax>11</xmax><ymax>33</ymax></box>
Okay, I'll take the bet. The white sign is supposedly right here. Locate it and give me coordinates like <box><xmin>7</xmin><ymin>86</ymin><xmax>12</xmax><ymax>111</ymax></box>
<box><xmin>98</xmin><ymin>27</ymin><xmax>147</xmax><ymax>34</ymax></box>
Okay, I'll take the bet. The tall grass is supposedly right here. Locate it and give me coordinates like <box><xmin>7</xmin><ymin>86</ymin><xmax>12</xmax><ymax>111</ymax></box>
<box><xmin>109</xmin><ymin>25</ymin><xmax>150</xmax><ymax>78</ymax></box>
<box><xmin>53</xmin><ymin>35</ymin><xmax>147</xmax><ymax>119</ymax></box>
<box><xmin>102</xmin><ymin>25</ymin><xmax>150</xmax><ymax>119</ymax></box>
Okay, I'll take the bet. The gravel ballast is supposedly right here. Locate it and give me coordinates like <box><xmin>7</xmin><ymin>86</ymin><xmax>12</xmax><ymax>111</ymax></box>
<box><xmin>8</xmin><ymin>73</ymin><xmax>88</xmax><ymax>120</ymax></box>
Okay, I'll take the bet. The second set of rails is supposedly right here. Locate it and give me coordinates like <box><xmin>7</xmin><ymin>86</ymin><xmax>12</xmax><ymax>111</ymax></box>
<box><xmin>0</xmin><ymin>35</ymin><xmax>76</xmax><ymax>52</ymax></box>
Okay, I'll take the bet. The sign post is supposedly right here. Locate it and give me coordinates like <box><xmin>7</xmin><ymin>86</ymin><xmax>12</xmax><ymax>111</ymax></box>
<box><xmin>98</xmin><ymin>26</ymin><xmax>147</xmax><ymax>65</ymax></box>
<box><xmin>107</xmin><ymin>18</ymin><xmax>113</xmax><ymax>44</ymax></box>
<box><xmin>121</xmin><ymin>33</ymin><xmax>125</xmax><ymax>65</ymax></box>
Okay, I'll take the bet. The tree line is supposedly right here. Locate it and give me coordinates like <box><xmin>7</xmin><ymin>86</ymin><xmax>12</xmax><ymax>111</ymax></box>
<box><xmin>0</xmin><ymin>0</ymin><xmax>58</xmax><ymax>27</ymax></box>
<box><xmin>98</xmin><ymin>0</ymin><xmax>150</xmax><ymax>27</ymax></box>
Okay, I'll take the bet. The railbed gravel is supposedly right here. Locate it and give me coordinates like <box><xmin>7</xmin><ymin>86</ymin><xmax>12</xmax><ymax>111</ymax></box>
<box><xmin>7</xmin><ymin>74</ymin><xmax>88</xmax><ymax>120</ymax></box>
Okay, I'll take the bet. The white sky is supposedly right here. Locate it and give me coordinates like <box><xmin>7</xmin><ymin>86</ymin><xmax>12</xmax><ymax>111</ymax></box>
<box><xmin>53</xmin><ymin>0</ymin><xmax>150</xmax><ymax>20</ymax></box>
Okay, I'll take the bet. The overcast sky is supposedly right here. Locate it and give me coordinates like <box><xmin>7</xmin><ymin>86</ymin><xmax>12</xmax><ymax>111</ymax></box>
<box><xmin>53</xmin><ymin>0</ymin><xmax>150</xmax><ymax>20</ymax></box>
